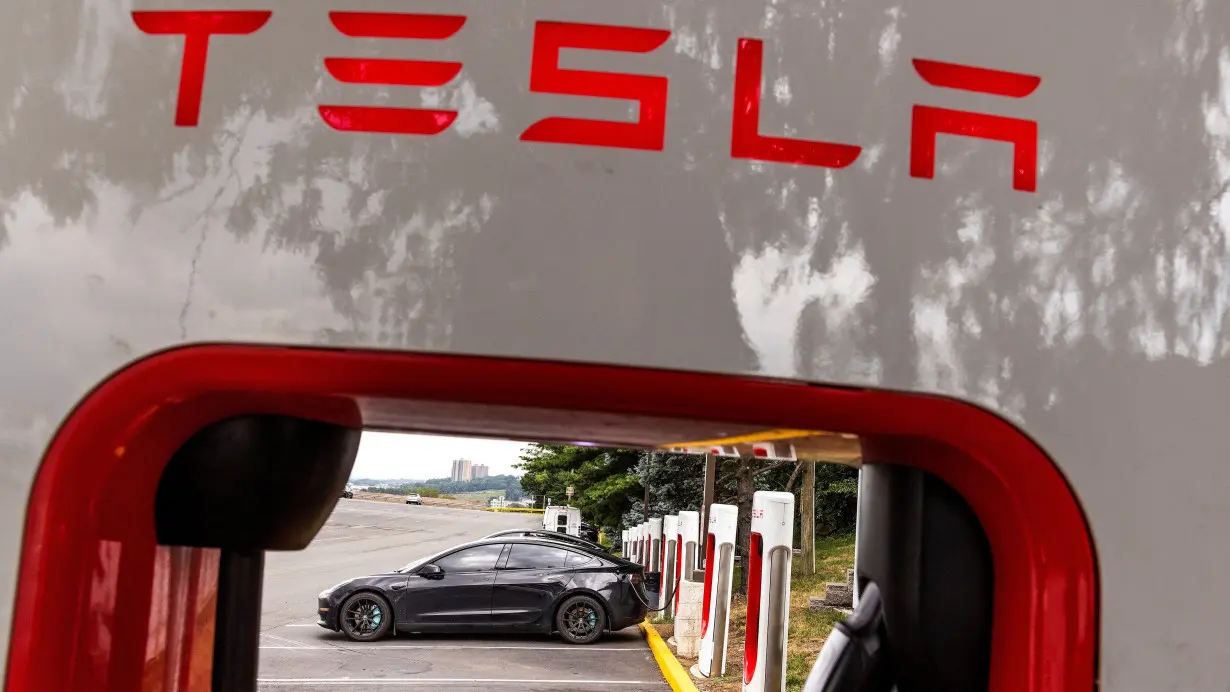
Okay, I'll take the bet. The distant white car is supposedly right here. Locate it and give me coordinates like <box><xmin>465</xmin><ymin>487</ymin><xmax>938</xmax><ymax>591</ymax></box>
<box><xmin>405</xmin><ymin>493</ymin><xmax>423</xmax><ymax>505</ymax></box>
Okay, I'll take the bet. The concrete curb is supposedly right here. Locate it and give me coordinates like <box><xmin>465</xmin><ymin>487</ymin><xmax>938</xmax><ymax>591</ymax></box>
<box><xmin>639</xmin><ymin>621</ymin><xmax>699</xmax><ymax>692</ymax></box>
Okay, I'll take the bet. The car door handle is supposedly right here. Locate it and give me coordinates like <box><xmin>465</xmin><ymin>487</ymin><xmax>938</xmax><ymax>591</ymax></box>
<box><xmin>391</xmin><ymin>583</ymin><xmax>407</xmax><ymax>591</ymax></box>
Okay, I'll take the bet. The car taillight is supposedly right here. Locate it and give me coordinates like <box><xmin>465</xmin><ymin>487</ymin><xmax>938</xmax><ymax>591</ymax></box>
<box><xmin>700</xmin><ymin>532</ymin><xmax>715</xmax><ymax>637</ymax></box>
<box><xmin>744</xmin><ymin>532</ymin><xmax>764</xmax><ymax>685</ymax></box>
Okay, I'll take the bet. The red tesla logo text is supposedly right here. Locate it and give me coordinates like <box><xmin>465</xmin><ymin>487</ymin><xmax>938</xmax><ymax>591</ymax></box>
<box><xmin>132</xmin><ymin>10</ymin><xmax>1042</xmax><ymax>192</ymax></box>
<box><xmin>130</xmin><ymin>11</ymin><xmax>271</xmax><ymax>127</ymax></box>
<box><xmin>732</xmin><ymin>38</ymin><xmax>862</xmax><ymax>169</ymax></box>
<box><xmin>319</xmin><ymin>12</ymin><xmax>466</xmax><ymax>136</ymax></box>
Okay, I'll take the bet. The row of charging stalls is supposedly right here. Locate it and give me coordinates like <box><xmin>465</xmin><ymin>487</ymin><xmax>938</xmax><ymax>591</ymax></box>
<box><xmin>624</xmin><ymin>491</ymin><xmax>795</xmax><ymax>690</ymax></box>
<box><xmin>626</xmin><ymin>439</ymin><xmax>1003</xmax><ymax>692</ymax></box>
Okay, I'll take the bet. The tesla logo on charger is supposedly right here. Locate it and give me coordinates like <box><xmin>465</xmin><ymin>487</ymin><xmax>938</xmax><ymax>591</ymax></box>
<box><xmin>131</xmin><ymin>10</ymin><xmax>1042</xmax><ymax>192</ymax></box>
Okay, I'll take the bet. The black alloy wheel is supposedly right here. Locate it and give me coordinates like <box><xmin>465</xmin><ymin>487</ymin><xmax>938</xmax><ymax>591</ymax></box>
<box><xmin>555</xmin><ymin>594</ymin><xmax>607</xmax><ymax>644</ymax></box>
<box><xmin>339</xmin><ymin>592</ymin><xmax>393</xmax><ymax>642</ymax></box>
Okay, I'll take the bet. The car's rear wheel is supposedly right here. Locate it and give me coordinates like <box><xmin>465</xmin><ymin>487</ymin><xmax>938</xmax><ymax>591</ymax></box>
<box><xmin>340</xmin><ymin>592</ymin><xmax>393</xmax><ymax>642</ymax></box>
<box><xmin>555</xmin><ymin>594</ymin><xmax>606</xmax><ymax>644</ymax></box>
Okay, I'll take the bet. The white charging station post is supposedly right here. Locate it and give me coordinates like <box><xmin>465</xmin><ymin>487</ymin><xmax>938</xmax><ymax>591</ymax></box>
<box><xmin>678</xmin><ymin>510</ymin><xmax>700</xmax><ymax>580</ymax></box>
<box><xmin>661</xmin><ymin>515</ymin><xmax>678</xmax><ymax>619</ymax></box>
<box><xmin>621</xmin><ymin>529</ymin><xmax>629</xmax><ymax>558</ymax></box>
<box><xmin>676</xmin><ymin>510</ymin><xmax>700</xmax><ymax>613</ymax></box>
<box><xmin>697</xmin><ymin>503</ymin><xmax>737</xmax><ymax>678</ymax></box>
<box><xmin>649</xmin><ymin>517</ymin><xmax>663</xmax><ymax>572</ymax></box>
<box><xmin>639</xmin><ymin>522</ymin><xmax>649</xmax><ymax>566</ymax></box>
<box><xmin>630</xmin><ymin>524</ymin><xmax>640</xmax><ymax>564</ymax></box>
<box><xmin>743</xmin><ymin>490</ymin><xmax>795</xmax><ymax>692</ymax></box>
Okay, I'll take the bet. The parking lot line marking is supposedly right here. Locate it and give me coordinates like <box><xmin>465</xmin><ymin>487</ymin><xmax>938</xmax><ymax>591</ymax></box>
<box><xmin>257</xmin><ymin>679</ymin><xmax>662</xmax><ymax>686</ymax></box>
<box><xmin>261</xmin><ymin>634</ymin><xmax>315</xmax><ymax>649</ymax></box>
<box><xmin>258</xmin><ymin>645</ymin><xmax>647</xmax><ymax>651</ymax></box>
<box><xmin>284</xmin><ymin>624</ymin><xmax>319</xmax><ymax>627</ymax></box>
<box><xmin>310</xmin><ymin>535</ymin><xmax>363</xmax><ymax>543</ymax></box>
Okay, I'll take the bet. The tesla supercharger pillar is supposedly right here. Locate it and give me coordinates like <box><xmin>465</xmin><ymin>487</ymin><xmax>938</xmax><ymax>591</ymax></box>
<box><xmin>660</xmin><ymin>515</ymin><xmax>678</xmax><ymax>619</ymax></box>
<box><xmin>634</xmin><ymin>524</ymin><xmax>644</xmax><ymax>564</ymax></box>
<box><xmin>743</xmin><ymin>491</ymin><xmax>795</xmax><ymax>692</ymax></box>
<box><xmin>621</xmin><ymin>529</ymin><xmax>629</xmax><ymax>557</ymax></box>
<box><xmin>649</xmin><ymin>517</ymin><xmax>663</xmax><ymax>573</ymax></box>
<box><xmin>676</xmin><ymin>510</ymin><xmax>700</xmax><ymax>617</ymax></box>
<box><xmin>678</xmin><ymin>510</ymin><xmax>700</xmax><ymax>583</ymax></box>
<box><xmin>697</xmin><ymin>503</ymin><xmax>737</xmax><ymax>678</ymax></box>
<box><xmin>640</xmin><ymin>522</ymin><xmax>649</xmax><ymax>566</ymax></box>
<box><xmin>648</xmin><ymin>517</ymin><xmax>664</xmax><ymax>607</ymax></box>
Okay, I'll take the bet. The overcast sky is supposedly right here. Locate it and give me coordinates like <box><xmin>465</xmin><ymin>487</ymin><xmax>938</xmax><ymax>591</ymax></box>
<box><xmin>350</xmin><ymin>431</ymin><xmax>531</xmax><ymax>480</ymax></box>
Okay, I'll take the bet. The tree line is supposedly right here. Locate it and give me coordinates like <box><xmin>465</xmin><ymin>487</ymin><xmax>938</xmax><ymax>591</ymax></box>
<box><xmin>355</xmin><ymin>474</ymin><xmax>524</xmax><ymax>500</ymax></box>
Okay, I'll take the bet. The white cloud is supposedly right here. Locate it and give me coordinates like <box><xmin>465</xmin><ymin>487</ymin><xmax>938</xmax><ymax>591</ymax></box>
<box><xmin>350</xmin><ymin>432</ymin><xmax>530</xmax><ymax>481</ymax></box>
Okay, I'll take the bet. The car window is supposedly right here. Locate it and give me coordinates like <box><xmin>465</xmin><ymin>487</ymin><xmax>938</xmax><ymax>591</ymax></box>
<box><xmin>433</xmin><ymin>544</ymin><xmax>504</xmax><ymax>572</ymax></box>
<box><xmin>505</xmin><ymin>543</ymin><xmax>570</xmax><ymax>569</ymax></box>
<box><xmin>565</xmin><ymin>551</ymin><xmax>594</xmax><ymax>567</ymax></box>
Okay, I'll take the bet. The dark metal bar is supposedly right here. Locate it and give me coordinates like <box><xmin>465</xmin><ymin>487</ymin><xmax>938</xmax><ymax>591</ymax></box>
<box><xmin>212</xmin><ymin>549</ymin><xmax>265</xmax><ymax>692</ymax></box>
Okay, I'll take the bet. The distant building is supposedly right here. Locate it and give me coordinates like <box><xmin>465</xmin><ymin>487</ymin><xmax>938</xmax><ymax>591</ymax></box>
<box><xmin>451</xmin><ymin>458</ymin><xmax>474</xmax><ymax>482</ymax></box>
<box><xmin>472</xmin><ymin>464</ymin><xmax>489</xmax><ymax>479</ymax></box>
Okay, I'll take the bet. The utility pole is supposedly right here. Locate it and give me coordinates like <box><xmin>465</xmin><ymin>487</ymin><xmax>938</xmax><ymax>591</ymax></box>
<box><xmin>800</xmin><ymin>460</ymin><xmax>816</xmax><ymax>573</ymax></box>
<box><xmin>643</xmin><ymin>452</ymin><xmax>652</xmax><ymax>523</ymax></box>
<box><xmin>700</xmin><ymin>452</ymin><xmax>717</xmax><ymax>566</ymax></box>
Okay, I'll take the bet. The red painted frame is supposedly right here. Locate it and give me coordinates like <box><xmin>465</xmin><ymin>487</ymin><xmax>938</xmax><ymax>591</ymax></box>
<box><xmin>4</xmin><ymin>344</ymin><xmax>1097</xmax><ymax>691</ymax></box>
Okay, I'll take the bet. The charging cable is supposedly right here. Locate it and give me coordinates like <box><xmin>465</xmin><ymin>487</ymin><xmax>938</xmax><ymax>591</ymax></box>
<box><xmin>629</xmin><ymin>569</ymin><xmax>683</xmax><ymax>613</ymax></box>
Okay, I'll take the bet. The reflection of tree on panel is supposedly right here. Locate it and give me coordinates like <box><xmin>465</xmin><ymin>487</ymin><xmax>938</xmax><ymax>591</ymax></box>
<box><xmin>0</xmin><ymin>4</ymin><xmax>757</xmax><ymax>368</ymax></box>
<box><xmin>0</xmin><ymin>5</ymin><xmax>523</xmax><ymax>347</ymax></box>
<box><xmin>888</xmin><ymin>0</ymin><xmax>1230</xmax><ymax>423</ymax></box>
<box><xmin>702</xmin><ymin>0</ymin><xmax>1230</xmax><ymax>418</ymax></box>
<box><xmin>2</xmin><ymin>0</ymin><xmax>1229</xmax><ymax>379</ymax></box>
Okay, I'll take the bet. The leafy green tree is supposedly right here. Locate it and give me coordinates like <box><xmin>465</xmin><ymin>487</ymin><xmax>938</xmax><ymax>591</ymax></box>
<box><xmin>619</xmin><ymin>452</ymin><xmax>706</xmax><ymax>528</ymax></box>
<box><xmin>813</xmin><ymin>463</ymin><xmax>858</xmax><ymax>536</ymax></box>
<box><xmin>417</xmin><ymin>474</ymin><xmax>522</xmax><ymax>495</ymax></box>
<box><xmin>516</xmin><ymin>444</ymin><xmax>642</xmax><ymax>532</ymax></box>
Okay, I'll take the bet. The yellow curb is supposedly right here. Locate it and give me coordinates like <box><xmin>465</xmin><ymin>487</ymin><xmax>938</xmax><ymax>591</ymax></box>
<box><xmin>639</xmin><ymin>620</ymin><xmax>699</xmax><ymax>692</ymax></box>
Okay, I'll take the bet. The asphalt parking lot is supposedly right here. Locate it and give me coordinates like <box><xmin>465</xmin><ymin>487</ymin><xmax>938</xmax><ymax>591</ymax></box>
<box><xmin>259</xmin><ymin>499</ymin><xmax>670</xmax><ymax>690</ymax></box>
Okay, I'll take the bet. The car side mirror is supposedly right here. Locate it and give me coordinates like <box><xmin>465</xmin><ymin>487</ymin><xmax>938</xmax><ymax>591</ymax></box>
<box><xmin>802</xmin><ymin>581</ymin><xmax>894</xmax><ymax>692</ymax></box>
<box><xmin>418</xmin><ymin>564</ymin><xmax>444</xmax><ymax>579</ymax></box>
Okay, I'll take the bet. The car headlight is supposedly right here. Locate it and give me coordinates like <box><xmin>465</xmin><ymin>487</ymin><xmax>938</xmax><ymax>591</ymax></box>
<box><xmin>319</xmin><ymin>580</ymin><xmax>351</xmax><ymax>599</ymax></box>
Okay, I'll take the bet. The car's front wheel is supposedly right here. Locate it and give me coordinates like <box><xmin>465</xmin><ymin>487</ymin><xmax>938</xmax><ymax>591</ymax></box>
<box><xmin>339</xmin><ymin>592</ymin><xmax>393</xmax><ymax>642</ymax></box>
<box><xmin>555</xmin><ymin>594</ymin><xmax>606</xmax><ymax>645</ymax></box>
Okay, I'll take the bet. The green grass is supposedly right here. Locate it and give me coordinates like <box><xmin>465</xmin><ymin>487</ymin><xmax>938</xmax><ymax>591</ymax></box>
<box><xmin>785</xmin><ymin>533</ymin><xmax>856</xmax><ymax>689</ymax></box>
<box><xmin>448</xmin><ymin>490</ymin><xmax>506</xmax><ymax>503</ymax></box>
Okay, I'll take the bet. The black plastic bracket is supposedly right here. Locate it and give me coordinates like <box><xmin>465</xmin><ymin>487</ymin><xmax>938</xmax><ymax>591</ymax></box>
<box><xmin>155</xmin><ymin>414</ymin><xmax>361</xmax><ymax>551</ymax></box>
